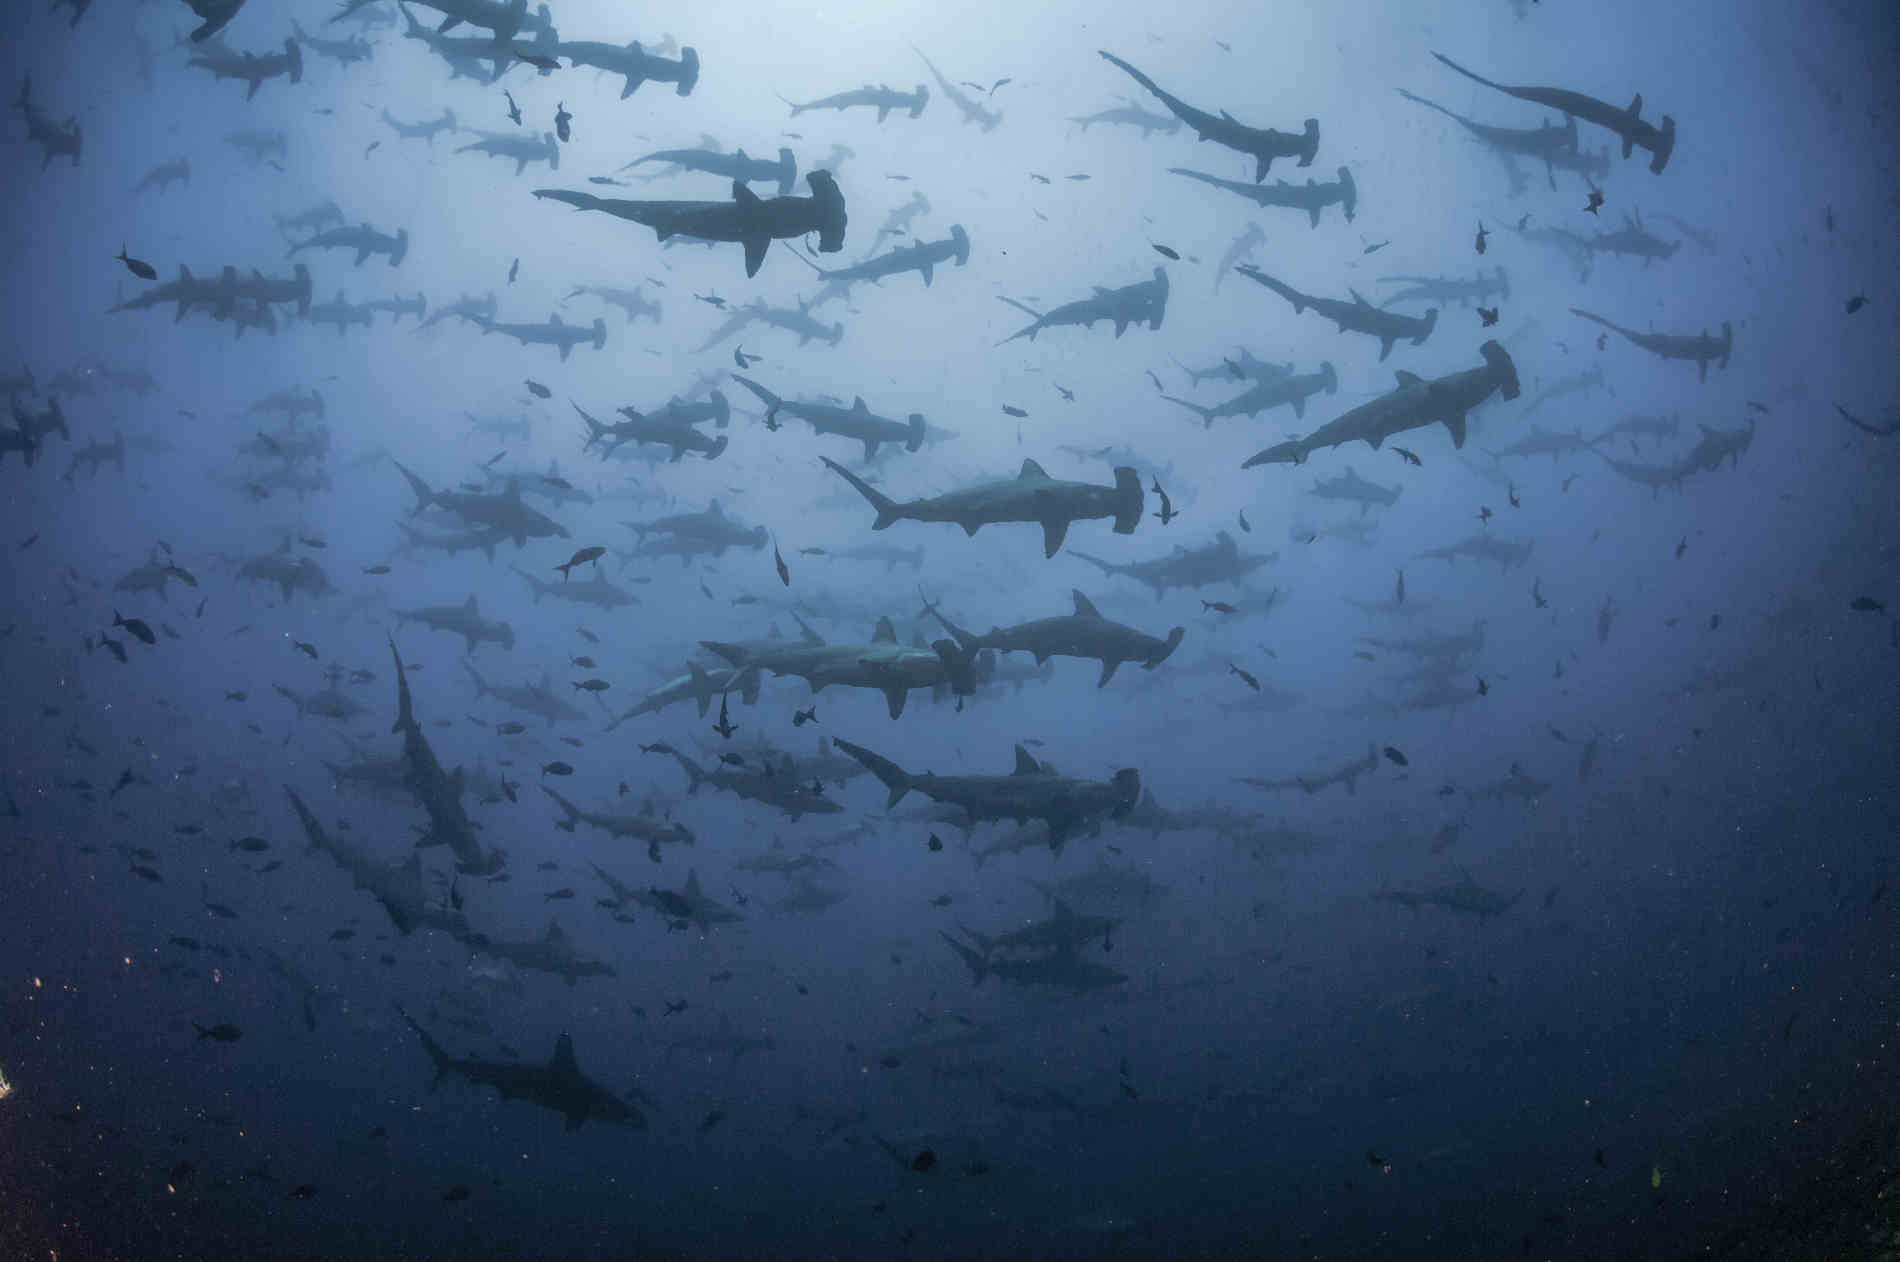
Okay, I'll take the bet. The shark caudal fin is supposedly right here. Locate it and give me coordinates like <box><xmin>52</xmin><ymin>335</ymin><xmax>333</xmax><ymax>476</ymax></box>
<box><xmin>540</xmin><ymin>784</ymin><xmax>582</xmax><ymax>830</ymax></box>
<box><xmin>939</xmin><ymin>931</ymin><xmax>988</xmax><ymax>984</ymax></box>
<box><xmin>393</xmin><ymin>460</ymin><xmax>434</xmax><ymax>513</ymax></box>
<box><xmin>821</xmin><ymin>456</ymin><xmax>901</xmax><ymax>529</ymax></box>
<box><xmin>730</xmin><ymin>374</ymin><xmax>781</xmax><ymax>423</ymax></box>
<box><xmin>830</xmin><ymin>738</ymin><xmax>912</xmax><ymax>806</ymax></box>
<box><xmin>1111</xmin><ymin>466</ymin><xmax>1143</xmax><ymax>534</ymax></box>
<box><xmin>394</xmin><ymin>1004</ymin><xmax>454</xmax><ymax>1086</ymax></box>
<box><xmin>1161</xmin><ymin>393</ymin><xmax>1217</xmax><ymax>428</ymax></box>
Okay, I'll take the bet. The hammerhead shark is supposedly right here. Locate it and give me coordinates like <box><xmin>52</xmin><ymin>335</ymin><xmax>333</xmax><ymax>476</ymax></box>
<box><xmin>913</xmin><ymin>46</ymin><xmax>1001</xmax><ymax>130</ymax></box>
<box><xmin>1099</xmin><ymin>50</ymin><xmax>1318</xmax><ymax>181</ymax></box>
<box><xmin>1396</xmin><ymin>89</ymin><xmax>1578</xmax><ymax>191</ymax></box>
<box><xmin>1235</xmin><ymin>265</ymin><xmax>1437</xmax><ymax>361</ymax></box>
<box><xmin>555</xmin><ymin>37</ymin><xmax>699</xmax><ymax>98</ymax></box>
<box><xmin>288</xmin><ymin>223</ymin><xmax>409</xmax><ymax>267</ymax></box>
<box><xmin>1071</xmin><ymin>531</ymin><xmax>1276</xmax><ymax>600</ymax></box>
<box><xmin>1170</xmin><ymin>165</ymin><xmax>1356</xmax><ymax>227</ymax></box>
<box><xmin>187</xmin><ymin>37</ymin><xmax>304</xmax><ymax>101</ymax></box>
<box><xmin>783</xmin><ymin>82</ymin><xmax>928</xmax><ymax>122</ymax></box>
<box><xmin>478</xmin><ymin>312</ymin><xmax>605</xmax><ymax>360</ymax></box>
<box><xmin>835</xmin><ymin>739</ymin><xmax>1141</xmax><ymax>852</ymax></box>
<box><xmin>1569</xmin><ymin>308</ymin><xmax>1730</xmax><ymax>382</ymax></box>
<box><xmin>731</xmin><ymin>376</ymin><xmax>926</xmax><ymax>461</ymax></box>
<box><xmin>458</xmin><ymin>129</ymin><xmax>559</xmax><ymax>174</ymax></box>
<box><xmin>1242</xmin><ymin>341</ymin><xmax>1520</xmax><ymax>468</ymax></box>
<box><xmin>1069</xmin><ymin>99</ymin><xmax>1181</xmax><ymax>137</ymax></box>
<box><xmin>397</xmin><ymin>1007</ymin><xmax>645</xmax><ymax>1130</ymax></box>
<box><xmin>382</xmin><ymin>107</ymin><xmax>459</xmax><ymax>144</ymax></box>
<box><xmin>823</xmin><ymin>456</ymin><xmax>1144</xmax><ymax>558</ymax></box>
<box><xmin>928</xmin><ymin>590</ymin><xmax>1185</xmax><ymax>688</ymax></box>
<box><xmin>790</xmin><ymin>224</ymin><xmax>971</xmax><ymax>297</ymax></box>
<box><xmin>622</xmin><ymin>146</ymin><xmax>797</xmax><ymax>196</ymax></box>
<box><xmin>13</xmin><ymin>77</ymin><xmax>82</xmax><ymax>168</ymax></box>
<box><xmin>1430</xmin><ymin>52</ymin><xmax>1676</xmax><ymax>174</ymax></box>
<box><xmin>535</xmin><ymin>173</ymin><xmax>847</xmax><ymax>278</ymax></box>
<box><xmin>1164</xmin><ymin>362</ymin><xmax>1337</xmax><ymax>427</ymax></box>
<box><xmin>998</xmin><ymin>267</ymin><xmax>1168</xmax><ymax>344</ymax></box>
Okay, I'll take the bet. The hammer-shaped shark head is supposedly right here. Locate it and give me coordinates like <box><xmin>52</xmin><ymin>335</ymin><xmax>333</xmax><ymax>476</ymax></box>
<box><xmin>806</xmin><ymin>170</ymin><xmax>847</xmax><ymax>255</ymax></box>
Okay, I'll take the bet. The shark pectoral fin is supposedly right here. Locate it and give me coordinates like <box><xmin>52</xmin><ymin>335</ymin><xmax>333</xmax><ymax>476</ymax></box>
<box><xmin>1113</xmin><ymin>319</ymin><xmax>1129</xmax><ymax>337</ymax></box>
<box><xmin>1041</xmin><ymin>518</ymin><xmax>1070</xmax><ymax>557</ymax></box>
<box><xmin>1378</xmin><ymin>338</ymin><xmax>1394</xmax><ymax>361</ymax></box>
<box><xmin>741</xmin><ymin>235</ymin><xmax>769</xmax><ymax>277</ymax></box>
<box><xmin>920</xmin><ymin>264</ymin><xmax>933</xmax><ymax>286</ymax></box>
<box><xmin>1096</xmin><ymin>658</ymin><xmax>1121</xmax><ymax>687</ymax></box>
<box><xmin>882</xmin><ymin>686</ymin><xmax>907</xmax><ymax>719</ymax></box>
<box><xmin>559</xmin><ymin>343</ymin><xmax>572</xmax><ymax>362</ymax></box>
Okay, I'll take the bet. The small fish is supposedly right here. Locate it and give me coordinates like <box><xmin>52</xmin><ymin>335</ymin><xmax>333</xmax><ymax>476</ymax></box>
<box><xmin>545</xmin><ymin>888</ymin><xmax>575</xmax><ymax>901</ymax></box>
<box><xmin>700</xmin><ymin>1108</ymin><xmax>725</xmax><ymax>1132</ymax></box>
<box><xmin>1477</xmin><ymin>306</ymin><xmax>1499</xmax><ymax>327</ymax></box>
<box><xmin>1237</xmin><ymin>508</ymin><xmax>1250</xmax><ymax>533</ymax></box>
<box><xmin>1845</xmin><ymin>295</ymin><xmax>1866</xmax><ymax>314</ymax></box>
<box><xmin>733</xmin><ymin>345</ymin><xmax>760</xmax><ymax>369</ymax></box>
<box><xmin>1474</xmin><ymin>222</ymin><xmax>1488</xmax><ymax>254</ymax></box>
<box><xmin>503</xmin><ymin>89</ymin><xmax>522</xmax><ymax>126</ymax></box>
<box><xmin>289</xmin><ymin>1184</ymin><xmax>317</xmax><ymax>1200</ymax></box>
<box><xmin>1383</xmin><ymin>746</ymin><xmax>1408</xmax><ymax>767</ymax></box>
<box><xmin>1392</xmin><ymin>447</ymin><xmax>1421</xmax><ymax>467</ymax></box>
<box><xmin>1151</xmin><ymin>479</ymin><xmax>1177</xmax><ymax>525</ymax></box>
<box><xmin>1229</xmin><ymin>663</ymin><xmax>1260</xmax><ymax>692</ymax></box>
<box><xmin>586</xmin><ymin>176</ymin><xmax>623</xmax><ymax>186</ymax></box>
<box><xmin>1353</xmin><ymin>650</ymin><xmax>1375</xmax><ymax>662</ymax></box>
<box><xmin>329</xmin><ymin>928</ymin><xmax>355</xmax><ymax>941</ymax></box>
<box><xmin>1001</xmin><ymin>405</ymin><xmax>1027</xmax><ymax>418</ymax></box>
<box><xmin>1151</xmin><ymin>243</ymin><xmax>1179</xmax><ymax>261</ymax></box>
<box><xmin>1849</xmin><ymin>596</ymin><xmax>1885</xmax><ymax>614</ymax></box>
<box><xmin>694</xmin><ymin>292</ymin><xmax>726</xmax><ymax>309</ymax></box>
<box><xmin>1055</xmin><ymin>384</ymin><xmax>1075</xmax><ymax>401</ymax></box>
<box><xmin>556</xmin><ymin>545</ymin><xmax>605</xmax><ymax>580</ymax></box>
<box><xmin>1675</xmin><ymin>537</ymin><xmax>1687</xmax><ymax>560</ymax></box>
<box><xmin>193</xmin><ymin>1022</ymin><xmax>242</xmax><ymax>1042</ymax></box>
<box><xmin>1709</xmin><ymin>613</ymin><xmax>1721</xmax><ymax>630</ymax></box>
<box><xmin>443</xmin><ymin>1185</ymin><xmax>471</xmax><ymax>1203</ymax></box>
<box><xmin>507</xmin><ymin>257</ymin><xmax>519</xmax><ymax>284</ymax></box>
<box><xmin>554</xmin><ymin>102</ymin><xmax>572</xmax><ymax>143</ymax></box>
<box><xmin>540</xmin><ymin>761</ymin><xmax>573</xmax><ymax>776</ymax></box>
<box><xmin>570</xmin><ymin>655</ymin><xmax>596</xmax><ymax>669</ymax></box>
<box><xmin>792</xmin><ymin>706</ymin><xmax>817</xmax><ymax>727</ymax></box>
<box><xmin>524</xmin><ymin>379</ymin><xmax>551</xmax><ymax>399</ymax></box>
<box><xmin>362</xmin><ymin>565</ymin><xmax>391</xmax><ymax>575</ymax></box>
<box><xmin>1362</xmin><ymin>240</ymin><xmax>1389</xmax><ymax>254</ymax></box>
<box><xmin>1476</xmin><ymin>676</ymin><xmax>1489</xmax><ymax>697</ymax></box>
<box><xmin>1507</xmin><ymin>484</ymin><xmax>1520</xmax><ymax>509</ymax></box>
<box><xmin>575</xmin><ymin>627</ymin><xmax>599</xmax><ymax>644</ymax></box>
<box><xmin>1202</xmin><ymin>600</ymin><xmax>1237</xmax><ymax>614</ymax></box>
<box><xmin>572</xmin><ymin>679</ymin><xmax>610</xmax><ymax>694</ymax></box>
<box><xmin>112</xmin><ymin>610</ymin><xmax>156</xmax><ymax>645</ymax></box>
<box><xmin>1584</xmin><ymin>190</ymin><xmax>1604</xmax><ymax>215</ymax></box>
<box><xmin>496</xmin><ymin>721</ymin><xmax>527</xmax><ymax>735</ymax></box>
<box><xmin>774</xmin><ymin>541</ymin><xmax>790</xmax><ymax>587</ymax></box>
<box><xmin>116</xmin><ymin>246</ymin><xmax>157</xmax><ymax>281</ymax></box>
<box><xmin>797</xmin><ymin>547</ymin><xmax>826</xmax><ymax>557</ymax></box>
<box><xmin>1477</xmin><ymin>506</ymin><xmax>1493</xmax><ymax>525</ymax></box>
<box><xmin>229</xmin><ymin>837</ymin><xmax>270</xmax><ymax>854</ymax></box>
<box><xmin>1066</xmin><ymin>173</ymin><xmax>1090</xmax><ymax>182</ymax></box>
<box><xmin>299</xmin><ymin>535</ymin><xmax>326</xmax><ymax>549</ymax></box>
<box><xmin>293</xmin><ymin>640</ymin><xmax>319</xmax><ymax>661</ymax></box>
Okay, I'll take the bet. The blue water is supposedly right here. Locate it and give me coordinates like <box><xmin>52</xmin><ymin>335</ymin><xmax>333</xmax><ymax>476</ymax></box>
<box><xmin>3</xmin><ymin>2</ymin><xmax>1897</xmax><ymax>1258</ymax></box>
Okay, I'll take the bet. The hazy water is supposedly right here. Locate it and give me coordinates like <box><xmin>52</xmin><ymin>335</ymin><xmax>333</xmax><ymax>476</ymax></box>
<box><xmin>1</xmin><ymin>1</ymin><xmax>1897</xmax><ymax>1259</ymax></box>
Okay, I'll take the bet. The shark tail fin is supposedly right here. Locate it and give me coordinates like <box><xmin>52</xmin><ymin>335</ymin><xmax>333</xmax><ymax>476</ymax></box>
<box><xmin>1110</xmin><ymin>466</ymin><xmax>1144</xmax><ymax>535</ymax></box>
<box><xmin>821</xmin><ymin>456</ymin><xmax>901</xmax><ymax>529</ymax></box>
<box><xmin>393</xmin><ymin>461</ymin><xmax>433</xmax><ymax>513</ymax></box>
<box><xmin>939</xmin><ymin>932</ymin><xmax>987</xmax><ymax>985</ymax></box>
<box><xmin>832</xmin><ymin>738</ymin><xmax>910</xmax><ymax>806</ymax></box>
<box><xmin>395</xmin><ymin>1004</ymin><xmax>453</xmax><ymax>1086</ymax></box>
<box><xmin>1161</xmin><ymin>393</ymin><xmax>1215</xmax><ymax>426</ymax></box>
<box><xmin>729</xmin><ymin>374</ymin><xmax>780</xmax><ymax>423</ymax></box>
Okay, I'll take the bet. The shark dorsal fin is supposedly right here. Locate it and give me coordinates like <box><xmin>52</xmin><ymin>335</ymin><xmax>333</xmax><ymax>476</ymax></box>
<box><xmin>732</xmin><ymin>181</ymin><xmax>762</xmax><ymax>208</ymax></box>
<box><xmin>464</xmin><ymin>594</ymin><xmax>479</xmax><ymax>614</ymax></box>
<box><xmin>1012</xmin><ymin>745</ymin><xmax>1042</xmax><ymax>776</ymax></box>
<box><xmin>852</xmin><ymin>396</ymin><xmax>868</xmax><ymax>413</ymax></box>
<box><xmin>1019</xmin><ymin>458</ymin><xmax>1048</xmax><ymax>480</ymax></box>
<box><xmin>1051</xmin><ymin>897</ymin><xmax>1075</xmax><ymax>920</ymax></box>
<box><xmin>549</xmin><ymin>312</ymin><xmax>562</xmax><ymax>326</ymax></box>
<box><xmin>545</xmin><ymin>919</ymin><xmax>566</xmax><ymax>942</ymax></box>
<box><xmin>684</xmin><ymin>868</ymin><xmax>702</xmax><ymax>898</ymax></box>
<box><xmin>549</xmin><ymin>1032</ymin><xmax>578</xmax><ymax>1073</ymax></box>
<box><xmin>1395</xmin><ymin>370</ymin><xmax>1423</xmax><ymax>387</ymax></box>
<box><xmin>1349</xmin><ymin>287</ymin><xmax>1374</xmax><ymax>308</ymax></box>
<box><xmin>1071</xmin><ymin>589</ymin><xmax>1100</xmax><ymax>618</ymax></box>
<box><xmin>872</xmin><ymin>617</ymin><xmax>897</xmax><ymax>643</ymax></box>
